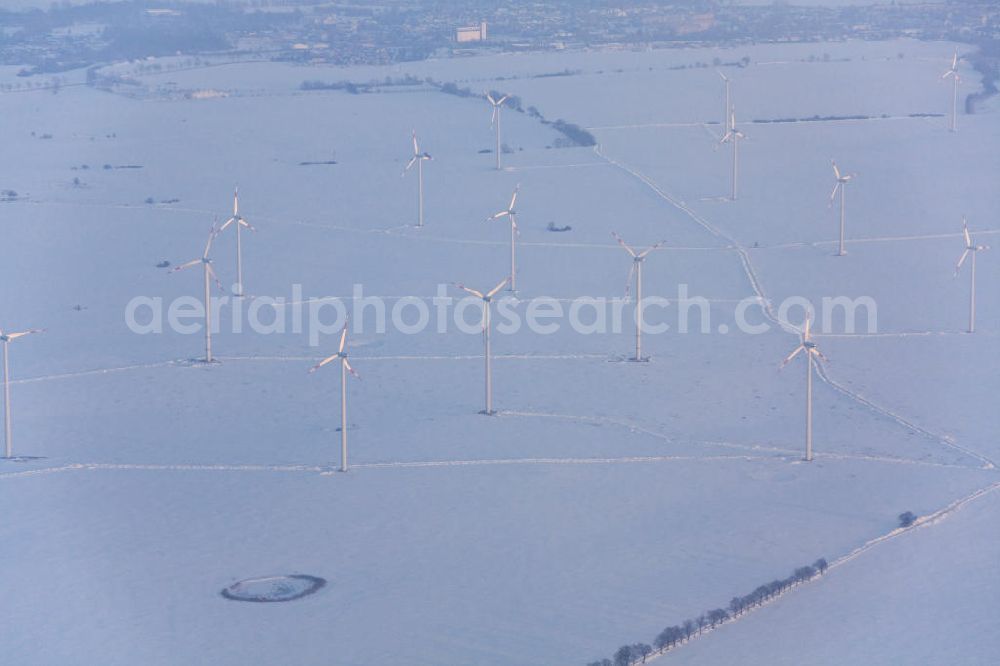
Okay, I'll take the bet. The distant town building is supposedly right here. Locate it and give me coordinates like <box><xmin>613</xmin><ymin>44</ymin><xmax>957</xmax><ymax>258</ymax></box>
<box><xmin>456</xmin><ymin>22</ymin><xmax>487</xmax><ymax>43</ymax></box>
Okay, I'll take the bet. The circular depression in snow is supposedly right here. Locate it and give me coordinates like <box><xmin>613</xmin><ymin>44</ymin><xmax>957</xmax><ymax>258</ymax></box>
<box><xmin>221</xmin><ymin>575</ymin><xmax>326</xmax><ymax>602</ymax></box>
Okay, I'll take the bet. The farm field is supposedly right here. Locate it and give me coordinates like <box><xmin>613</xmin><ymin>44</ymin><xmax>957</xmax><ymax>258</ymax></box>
<box><xmin>1</xmin><ymin>37</ymin><xmax>997</xmax><ymax>665</ymax></box>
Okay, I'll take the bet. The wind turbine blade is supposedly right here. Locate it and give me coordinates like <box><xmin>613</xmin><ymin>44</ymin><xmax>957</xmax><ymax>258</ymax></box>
<box><xmin>344</xmin><ymin>359</ymin><xmax>360</xmax><ymax>379</ymax></box>
<box><xmin>831</xmin><ymin>160</ymin><xmax>841</xmax><ymax>179</ymax></box>
<box><xmin>962</xmin><ymin>218</ymin><xmax>971</xmax><ymax>247</ymax></box>
<box><xmin>491</xmin><ymin>106</ymin><xmax>498</xmax><ymax>127</ymax></box>
<box><xmin>203</xmin><ymin>226</ymin><xmax>219</xmax><ymax>257</ymax></box>
<box><xmin>454</xmin><ymin>283</ymin><xmax>484</xmax><ymax>299</ymax></box>
<box><xmin>803</xmin><ymin>317</ymin><xmax>812</xmax><ymax>341</ymax></box>
<box><xmin>497</xmin><ymin>95</ymin><xmax>508</xmax><ymax>105</ymax></box>
<box><xmin>239</xmin><ymin>219</ymin><xmax>257</xmax><ymax>232</ymax></box>
<box><xmin>218</xmin><ymin>217</ymin><xmax>236</xmax><ymax>232</ymax></box>
<box><xmin>412</xmin><ymin>131</ymin><xmax>419</xmax><ymax>155</ymax></box>
<box><xmin>338</xmin><ymin>323</ymin><xmax>348</xmax><ymax>354</ymax></box>
<box><xmin>508</xmin><ymin>186</ymin><xmax>519</xmax><ymax>211</ymax></box>
<box><xmin>952</xmin><ymin>52</ymin><xmax>958</xmax><ymax>69</ymax></box>
<box><xmin>206</xmin><ymin>264</ymin><xmax>227</xmax><ymax>293</ymax></box>
<box><xmin>611</xmin><ymin>231</ymin><xmax>637</xmax><ymax>257</ymax></box>
<box><xmin>828</xmin><ymin>183</ymin><xmax>840</xmax><ymax>206</ymax></box>
<box><xmin>955</xmin><ymin>249</ymin><xmax>970</xmax><ymax>274</ymax></box>
<box><xmin>716</xmin><ymin>69</ymin><xmax>728</xmax><ymax>82</ymax></box>
<box><xmin>486</xmin><ymin>277</ymin><xmax>510</xmax><ymax>298</ymax></box>
<box><xmin>403</xmin><ymin>156</ymin><xmax>417</xmax><ymax>174</ymax></box>
<box><xmin>811</xmin><ymin>347</ymin><xmax>829</xmax><ymax>363</ymax></box>
<box><xmin>308</xmin><ymin>354</ymin><xmax>340</xmax><ymax>373</ymax></box>
<box><xmin>486</xmin><ymin>93</ymin><xmax>496</xmax><ymax>105</ymax></box>
<box><xmin>170</xmin><ymin>259</ymin><xmax>201</xmax><ymax>272</ymax></box>
<box><xmin>780</xmin><ymin>345</ymin><xmax>805</xmax><ymax>368</ymax></box>
<box><xmin>623</xmin><ymin>261</ymin><xmax>637</xmax><ymax>301</ymax></box>
<box><xmin>637</xmin><ymin>240</ymin><xmax>667</xmax><ymax>259</ymax></box>
<box><xmin>487</xmin><ymin>210</ymin><xmax>510</xmax><ymax>221</ymax></box>
<box><xmin>6</xmin><ymin>328</ymin><xmax>44</xmax><ymax>340</ymax></box>
<box><xmin>233</xmin><ymin>188</ymin><xmax>239</xmax><ymax>216</ymax></box>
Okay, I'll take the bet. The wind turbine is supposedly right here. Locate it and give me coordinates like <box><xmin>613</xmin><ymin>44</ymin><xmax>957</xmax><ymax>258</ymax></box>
<box><xmin>717</xmin><ymin>70</ymin><xmax>731</xmax><ymax>130</ymax></box>
<box><xmin>781</xmin><ymin>317</ymin><xmax>827</xmax><ymax>462</ymax></box>
<box><xmin>828</xmin><ymin>160</ymin><xmax>856</xmax><ymax>256</ymax></box>
<box><xmin>613</xmin><ymin>232</ymin><xmax>665</xmax><ymax>362</ymax></box>
<box><xmin>941</xmin><ymin>52</ymin><xmax>961</xmax><ymax>132</ymax></box>
<box><xmin>218</xmin><ymin>187</ymin><xmax>256</xmax><ymax>297</ymax></box>
<box><xmin>486</xmin><ymin>92</ymin><xmax>508</xmax><ymax>170</ymax></box>
<box><xmin>955</xmin><ymin>217</ymin><xmax>990</xmax><ymax>333</ymax></box>
<box><xmin>454</xmin><ymin>277</ymin><xmax>509</xmax><ymax>415</ymax></box>
<box><xmin>309</xmin><ymin>320</ymin><xmax>360</xmax><ymax>473</ymax></box>
<box><xmin>402</xmin><ymin>130</ymin><xmax>432</xmax><ymax>227</ymax></box>
<box><xmin>1</xmin><ymin>327</ymin><xmax>42</xmax><ymax>459</ymax></box>
<box><xmin>486</xmin><ymin>186</ymin><xmax>520</xmax><ymax>291</ymax></box>
<box><xmin>171</xmin><ymin>225</ymin><xmax>226</xmax><ymax>362</ymax></box>
<box><xmin>719</xmin><ymin>106</ymin><xmax>745</xmax><ymax>201</ymax></box>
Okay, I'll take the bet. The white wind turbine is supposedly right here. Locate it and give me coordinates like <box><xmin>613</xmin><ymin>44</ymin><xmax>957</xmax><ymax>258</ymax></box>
<box><xmin>613</xmin><ymin>232</ymin><xmax>666</xmax><ymax>362</ymax></box>
<box><xmin>309</xmin><ymin>320</ymin><xmax>360</xmax><ymax>473</ymax></box>
<box><xmin>1</xmin><ymin>327</ymin><xmax>43</xmax><ymax>459</ymax></box>
<box><xmin>955</xmin><ymin>217</ymin><xmax>990</xmax><ymax>333</ymax></box>
<box><xmin>486</xmin><ymin>186</ymin><xmax>520</xmax><ymax>291</ymax></box>
<box><xmin>454</xmin><ymin>277</ymin><xmax>509</xmax><ymax>415</ymax></box>
<box><xmin>828</xmin><ymin>160</ymin><xmax>856</xmax><ymax>256</ymax></box>
<box><xmin>171</xmin><ymin>225</ymin><xmax>226</xmax><ymax>362</ymax></box>
<box><xmin>781</xmin><ymin>317</ymin><xmax>827</xmax><ymax>462</ymax></box>
<box><xmin>218</xmin><ymin>187</ymin><xmax>256</xmax><ymax>297</ymax></box>
<box><xmin>486</xmin><ymin>92</ymin><xmax>509</xmax><ymax>170</ymax></box>
<box><xmin>942</xmin><ymin>52</ymin><xmax>961</xmax><ymax>133</ymax></box>
<box><xmin>719</xmin><ymin>106</ymin><xmax>745</xmax><ymax>201</ymax></box>
<box><xmin>402</xmin><ymin>130</ymin><xmax>432</xmax><ymax>228</ymax></box>
<box><xmin>717</xmin><ymin>70</ymin><xmax>731</xmax><ymax>130</ymax></box>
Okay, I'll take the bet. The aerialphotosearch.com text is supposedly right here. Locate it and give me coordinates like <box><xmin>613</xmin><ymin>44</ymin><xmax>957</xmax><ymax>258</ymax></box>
<box><xmin>124</xmin><ymin>283</ymin><xmax>878</xmax><ymax>346</ymax></box>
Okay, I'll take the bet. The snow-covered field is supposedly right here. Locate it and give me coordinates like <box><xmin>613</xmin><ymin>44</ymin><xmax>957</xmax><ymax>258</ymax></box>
<box><xmin>1</xmin><ymin>38</ymin><xmax>997</xmax><ymax>664</ymax></box>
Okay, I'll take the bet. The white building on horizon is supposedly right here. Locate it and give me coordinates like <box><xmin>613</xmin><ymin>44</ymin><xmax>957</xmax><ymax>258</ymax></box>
<box><xmin>456</xmin><ymin>21</ymin><xmax>488</xmax><ymax>43</ymax></box>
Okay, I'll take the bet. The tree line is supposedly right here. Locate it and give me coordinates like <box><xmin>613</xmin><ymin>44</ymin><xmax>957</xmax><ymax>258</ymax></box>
<box><xmin>300</xmin><ymin>75</ymin><xmax>598</xmax><ymax>148</ymax></box>
<box><xmin>587</xmin><ymin>558</ymin><xmax>829</xmax><ymax>666</ymax></box>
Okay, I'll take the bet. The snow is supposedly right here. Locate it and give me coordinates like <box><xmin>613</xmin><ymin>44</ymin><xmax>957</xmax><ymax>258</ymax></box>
<box><xmin>0</xmin><ymin>37</ymin><xmax>997</xmax><ymax>664</ymax></box>
<box><xmin>665</xmin><ymin>486</ymin><xmax>1000</xmax><ymax>666</ymax></box>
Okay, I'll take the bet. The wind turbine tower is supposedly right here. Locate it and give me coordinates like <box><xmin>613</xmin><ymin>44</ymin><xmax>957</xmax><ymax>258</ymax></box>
<box><xmin>942</xmin><ymin>52</ymin><xmax>961</xmax><ymax>132</ymax></box>
<box><xmin>486</xmin><ymin>186</ymin><xmax>521</xmax><ymax>291</ymax></box>
<box><xmin>955</xmin><ymin>217</ymin><xmax>990</xmax><ymax>333</ymax></box>
<box><xmin>403</xmin><ymin>130</ymin><xmax>432</xmax><ymax>227</ymax></box>
<box><xmin>309</xmin><ymin>321</ymin><xmax>360</xmax><ymax>472</ymax></box>
<box><xmin>781</xmin><ymin>317</ymin><xmax>827</xmax><ymax>462</ymax></box>
<box><xmin>219</xmin><ymin>188</ymin><xmax>256</xmax><ymax>297</ymax></box>
<box><xmin>828</xmin><ymin>160</ymin><xmax>856</xmax><ymax>256</ymax></box>
<box><xmin>486</xmin><ymin>92</ymin><xmax>509</xmax><ymax>170</ymax></box>
<box><xmin>1</xmin><ymin>327</ymin><xmax>43</xmax><ymax>459</ymax></box>
<box><xmin>613</xmin><ymin>232</ymin><xmax>665</xmax><ymax>362</ymax></box>
<box><xmin>171</xmin><ymin>226</ymin><xmax>226</xmax><ymax>362</ymax></box>
<box><xmin>454</xmin><ymin>277</ymin><xmax>509</xmax><ymax>415</ymax></box>
<box><xmin>720</xmin><ymin>106</ymin><xmax>745</xmax><ymax>201</ymax></box>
